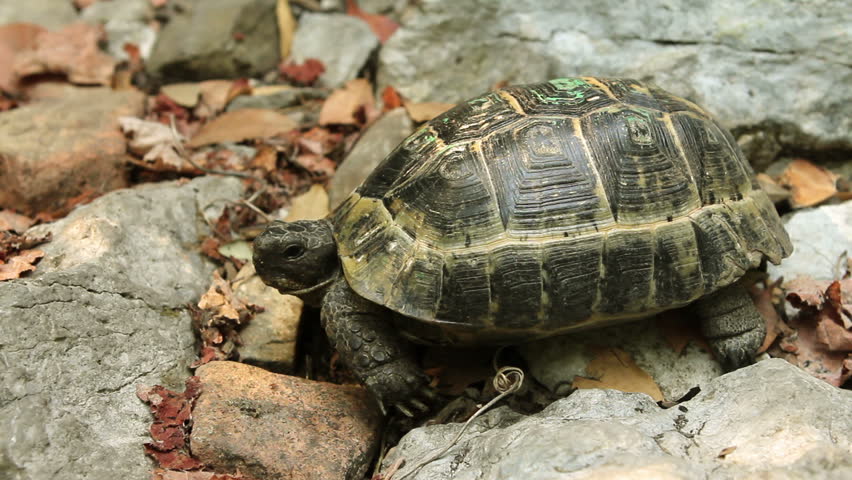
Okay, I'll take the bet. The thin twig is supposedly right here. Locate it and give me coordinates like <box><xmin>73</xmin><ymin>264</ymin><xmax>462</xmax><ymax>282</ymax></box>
<box><xmin>390</xmin><ymin>366</ymin><xmax>525</xmax><ymax>480</ymax></box>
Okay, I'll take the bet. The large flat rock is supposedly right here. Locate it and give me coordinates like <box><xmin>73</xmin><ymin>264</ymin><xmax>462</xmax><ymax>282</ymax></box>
<box><xmin>0</xmin><ymin>176</ymin><xmax>244</xmax><ymax>480</ymax></box>
<box><xmin>379</xmin><ymin>0</ymin><xmax>851</xmax><ymax>156</ymax></box>
<box><xmin>382</xmin><ymin>359</ymin><xmax>852</xmax><ymax>479</ymax></box>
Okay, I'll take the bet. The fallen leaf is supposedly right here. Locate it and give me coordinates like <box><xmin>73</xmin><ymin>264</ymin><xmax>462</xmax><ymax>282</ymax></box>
<box><xmin>0</xmin><ymin>23</ymin><xmax>45</xmax><ymax>93</ymax></box>
<box><xmin>14</xmin><ymin>23</ymin><xmax>116</xmax><ymax>86</ymax></box>
<box><xmin>381</xmin><ymin>85</ymin><xmax>403</xmax><ymax>111</ymax></box>
<box><xmin>0</xmin><ymin>210</ymin><xmax>35</xmax><ymax>234</ymax></box>
<box><xmin>161</xmin><ymin>82</ymin><xmax>202</xmax><ymax>107</ymax></box>
<box><xmin>751</xmin><ymin>279</ymin><xmax>789</xmax><ymax>353</ymax></box>
<box><xmin>277</xmin><ymin>0</ymin><xmax>296</xmax><ymax>59</ymax></box>
<box><xmin>773</xmin><ymin>279</ymin><xmax>852</xmax><ymax>386</ymax></box>
<box><xmin>777</xmin><ymin>158</ymin><xmax>839</xmax><ymax>208</ymax></box>
<box><xmin>196</xmin><ymin>79</ymin><xmax>236</xmax><ymax>117</ymax></box>
<box><xmin>119</xmin><ymin>116</ymin><xmax>188</xmax><ymax>171</ymax></box>
<box><xmin>198</xmin><ymin>272</ymin><xmax>242</xmax><ymax>322</ymax></box>
<box><xmin>0</xmin><ymin>249</ymin><xmax>44</xmax><ymax>281</ymax></box>
<box><xmin>756</xmin><ymin>173</ymin><xmax>792</xmax><ymax>204</ymax></box>
<box><xmin>188</xmin><ymin>109</ymin><xmax>298</xmax><ymax>147</ymax></box>
<box><xmin>345</xmin><ymin>0</ymin><xmax>399</xmax><ymax>43</ymax></box>
<box><xmin>295</xmin><ymin>127</ymin><xmax>344</xmax><ymax>155</ymax></box>
<box><xmin>292</xmin><ymin>154</ymin><xmax>336</xmax><ymax>179</ymax></box>
<box><xmin>140</xmin><ymin>377</ymin><xmax>204</xmax><ymax>471</ymax></box>
<box><xmin>284</xmin><ymin>184</ymin><xmax>330</xmax><ymax>221</ymax></box>
<box><xmin>572</xmin><ymin>347</ymin><xmax>664</xmax><ymax>402</ymax></box>
<box><xmin>319</xmin><ymin>78</ymin><xmax>377</xmax><ymax>126</ymax></box>
<box><xmin>404</xmin><ymin>100</ymin><xmax>455</xmax><ymax>122</ymax></box>
<box><xmin>224</xmin><ymin>78</ymin><xmax>252</xmax><ymax>106</ymax></box>
<box><xmin>280</xmin><ymin>58</ymin><xmax>326</xmax><ymax>86</ymax></box>
<box><xmin>250</xmin><ymin>145</ymin><xmax>279</xmax><ymax>172</ymax></box>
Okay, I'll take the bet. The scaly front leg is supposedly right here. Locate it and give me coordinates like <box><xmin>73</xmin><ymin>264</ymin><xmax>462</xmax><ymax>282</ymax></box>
<box><xmin>321</xmin><ymin>279</ymin><xmax>434</xmax><ymax>416</ymax></box>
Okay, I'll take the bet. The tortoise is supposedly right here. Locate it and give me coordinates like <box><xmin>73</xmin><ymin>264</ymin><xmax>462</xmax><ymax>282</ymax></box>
<box><xmin>254</xmin><ymin>77</ymin><xmax>793</xmax><ymax>415</ymax></box>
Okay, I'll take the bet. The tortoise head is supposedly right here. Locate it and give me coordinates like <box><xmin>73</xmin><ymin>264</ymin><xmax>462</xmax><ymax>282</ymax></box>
<box><xmin>253</xmin><ymin>219</ymin><xmax>339</xmax><ymax>305</ymax></box>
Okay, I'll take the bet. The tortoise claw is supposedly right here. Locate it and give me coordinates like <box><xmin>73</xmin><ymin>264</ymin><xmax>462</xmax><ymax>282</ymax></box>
<box><xmin>410</xmin><ymin>398</ymin><xmax>430</xmax><ymax>412</ymax></box>
<box><xmin>395</xmin><ymin>403</ymin><xmax>415</xmax><ymax>417</ymax></box>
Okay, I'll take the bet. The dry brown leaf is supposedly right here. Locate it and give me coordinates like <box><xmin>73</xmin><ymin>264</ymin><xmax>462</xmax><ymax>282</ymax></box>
<box><xmin>572</xmin><ymin>347</ymin><xmax>664</xmax><ymax>401</ymax></box>
<box><xmin>188</xmin><ymin>109</ymin><xmax>298</xmax><ymax>147</ymax></box>
<box><xmin>14</xmin><ymin>23</ymin><xmax>116</xmax><ymax>86</ymax></box>
<box><xmin>277</xmin><ymin>0</ymin><xmax>295</xmax><ymax>59</ymax></box>
<box><xmin>752</xmin><ymin>279</ymin><xmax>788</xmax><ymax>353</ymax></box>
<box><xmin>0</xmin><ymin>249</ymin><xmax>44</xmax><ymax>281</ymax></box>
<box><xmin>773</xmin><ymin>279</ymin><xmax>852</xmax><ymax>386</ymax></box>
<box><xmin>285</xmin><ymin>184</ymin><xmax>330</xmax><ymax>222</ymax></box>
<box><xmin>756</xmin><ymin>173</ymin><xmax>792</xmax><ymax>204</ymax></box>
<box><xmin>198</xmin><ymin>272</ymin><xmax>241</xmax><ymax>322</ymax></box>
<box><xmin>119</xmin><ymin>117</ymin><xmax>187</xmax><ymax>170</ymax></box>
<box><xmin>0</xmin><ymin>23</ymin><xmax>45</xmax><ymax>93</ymax></box>
<box><xmin>250</xmin><ymin>145</ymin><xmax>279</xmax><ymax>172</ymax></box>
<box><xmin>161</xmin><ymin>82</ymin><xmax>202</xmax><ymax>107</ymax></box>
<box><xmin>0</xmin><ymin>210</ymin><xmax>35</xmax><ymax>234</ymax></box>
<box><xmin>194</xmin><ymin>79</ymin><xmax>236</xmax><ymax>117</ymax></box>
<box><xmin>319</xmin><ymin>78</ymin><xmax>377</xmax><ymax>126</ymax></box>
<box><xmin>717</xmin><ymin>446</ymin><xmax>737</xmax><ymax>459</ymax></box>
<box><xmin>404</xmin><ymin>101</ymin><xmax>455</xmax><ymax>122</ymax></box>
<box><xmin>778</xmin><ymin>158</ymin><xmax>839</xmax><ymax>208</ymax></box>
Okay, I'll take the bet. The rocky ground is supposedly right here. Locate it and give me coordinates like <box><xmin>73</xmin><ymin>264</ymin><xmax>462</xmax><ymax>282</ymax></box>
<box><xmin>0</xmin><ymin>1</ymin><xmax>850</xmax><ymax>480</ymax></box>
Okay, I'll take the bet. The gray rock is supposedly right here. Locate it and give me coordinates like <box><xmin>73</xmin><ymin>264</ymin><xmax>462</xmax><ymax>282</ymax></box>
<box><xmin>225</xmin><ymin>87</ymin><xmax>329</xmax><ymax>112</ymax></box>
<box><xmin>768</xmin><ymin>200</ymin><xmax>852</xmax><ymax>283</ymax></box>
<box><xmin>233</xmin><ymin>265</ymin><xmax>303</xmax><ymax>372</ymax></box>
<box><xmin>328</xmin><ymin>108</ymin><xmax>413</xmax><ymax>209</ymax></box>
<box><xmin>291</xmin><ymin>13</ymin><xmax>379</xmax><ymax>88</ymax></box>
<box><xmin>519</xmin><ymin>318</ymin><xmax>722</xmax><ymax>402</ymax></box>
<box><xmin>81</xmin><ymin>0</ymin><xmax>158</xmax><ymax>60</ymax></box>
<box><xmin>0</xmin><ymin>1</ymin><xmax>77</xmax><ymax>29</ymax></box>
<box><xmin>0</xmin><ymin>176</ymin><xmax>244</xmax><ymax>480</ymax></box>
<box><xmin>379</xmin><ymin>0</ymin><xmax>852</xmax><ymax>157</ymax></box>
<box><xmin>147</xmin><ymin>0</ymin><xmax>279</xmax><ymax>82</ymax></box>
<box><xmin>382</xmin><ymin>359</ymin><xmax>852</xmax><ymax>479</ymax></box>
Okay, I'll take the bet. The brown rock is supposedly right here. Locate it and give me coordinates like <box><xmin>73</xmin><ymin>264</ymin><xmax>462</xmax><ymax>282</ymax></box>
<box><xmin>191</xmin><ymin>361</ymin><xmax>382</xmax><ymax>480</ymax></box>
<box><xmin>233</xmin><ymin>264</ymin><xmax>303</xmax><ymax>372</ymax></box>
<box><xmin>0</xmin><ymin>87</ymin><xmax>144</xmax><ymax>214</ymax></box>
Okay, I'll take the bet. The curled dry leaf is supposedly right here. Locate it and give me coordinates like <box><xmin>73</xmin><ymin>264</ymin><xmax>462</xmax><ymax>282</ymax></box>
<box><xmin>319</xmin><ymin>78</ymin><xmax>378</xmax><ymax>126</ymax></box>
<box><xmin>119</xmin><ymin>117</ymin><xmax>189</xmax><ymax>171</ymax></box>
<box><xmin>140</xmin><ymin>377</ymin><xmax>204</xmax><ymax>471</ymax></box>
<box><xmin>777</xmin><ymin>158</ymin><xmax>839</xmax><ymax>208</ymax></box>
<box><xmin>188</xmin><ymin>109</ymin><xmax>298</xmax><ymax>147</ymax></box>
<box><xmin>198</xmin><ymin>271</ymin><xmax>242</xmax><ymax>323</ymax></box>
<box><xmin>756</xmin><ymin>173</ymin><xmax>792</xmax><ymax>204</ymax></box>
<box><xmin>404</xmin><ymin>101</ymin><xmax>456</xmax><ymax>122</ymax></box>
<box><xmin>0</xmin><ymin>210</ymin><xmax>35</xmax><ymax>234</ymax></box>
<box><xmin>0</xmin><ymin>249</ymin><xmax>45</xmax><ymax>281</ymax></box>
<box><xmin>14</xmin><ymin>23</ymin><xmax>117</xmax><ymax>86</ymax></box>
<box><xmin>774</xmin><ymin>278</ymin><xmax>852</xmax><ymax>386</ymax></box>
<box><xmin>572</xmin><ymin>347</ymin><xmax>664</xmax><ymax>402</ymax></box>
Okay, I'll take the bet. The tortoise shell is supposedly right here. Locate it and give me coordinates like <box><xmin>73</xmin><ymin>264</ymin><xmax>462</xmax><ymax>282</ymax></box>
<box><xmin>331</xmin><ymin>77</ymin><xmax>792</xmax><ymax>343</ymax></box>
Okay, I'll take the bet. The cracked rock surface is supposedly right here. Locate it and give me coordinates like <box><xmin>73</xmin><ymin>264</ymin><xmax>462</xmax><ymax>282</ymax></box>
<box><xmin>382</xmin><ymin>359</ymin><xmax>852</xmax><ymax>479</ymax></box>
<box><xmin>0</xmin><ymin>176</ymin><xmax>243</xmax><ymax>480</ymax></box>
<box><xmin>378</xmin><ymin>0</ymin><xmax>851</xmax><ymax>156</ymax></box>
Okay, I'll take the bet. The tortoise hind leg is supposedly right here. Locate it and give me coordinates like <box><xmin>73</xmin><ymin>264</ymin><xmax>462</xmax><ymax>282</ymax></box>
<box><xmin>693</xmin><ymin>281</ymin><xmax>766</xmax><ymax>371</ymax></box>
<box><xmin>321</xmin><ymin>279</ymin><xmax>433</xmax><ymax>415</ymax></box>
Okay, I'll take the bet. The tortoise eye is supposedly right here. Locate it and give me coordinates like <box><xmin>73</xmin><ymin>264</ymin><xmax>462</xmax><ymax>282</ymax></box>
<box><xmin>281</xmin><ymin>244</ymin><xmax>306</xmax><ymax>259</ymax></box>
